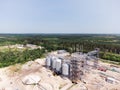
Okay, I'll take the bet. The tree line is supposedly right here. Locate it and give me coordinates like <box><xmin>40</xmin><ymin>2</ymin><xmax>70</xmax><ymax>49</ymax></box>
<box><xmin>0</xmin><ymin>34</ymin><xmax>120</xmax><ymax>65</ymax></box>
<box><xmin>0</xmin><ymin>48</ymin><xmax>45</xmax><ymax>68</ymax></box>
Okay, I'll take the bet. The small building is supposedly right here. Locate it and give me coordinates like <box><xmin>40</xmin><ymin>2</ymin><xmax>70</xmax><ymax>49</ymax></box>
<box><xmin>57</xmin><ymin>50</ymin><xmax>66</xmax><ymax>54</ymax></box>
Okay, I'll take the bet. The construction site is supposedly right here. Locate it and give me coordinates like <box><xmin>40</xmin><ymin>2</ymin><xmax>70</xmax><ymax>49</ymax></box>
<box><xmin>45</xmin><ymin>49</ymin><xmax>120</xmax><ymax>90</ymax></box>
<box><xmin>0</xmin><ymin>49</ymin><xmax>120</xmax><ymax>90</ymax></box>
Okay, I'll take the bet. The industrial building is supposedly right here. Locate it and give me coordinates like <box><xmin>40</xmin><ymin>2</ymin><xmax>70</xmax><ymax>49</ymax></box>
<box><xmin>45</xmin><ymin>49</ymin><xmax>99</xmax><ymax>83</ymax></box>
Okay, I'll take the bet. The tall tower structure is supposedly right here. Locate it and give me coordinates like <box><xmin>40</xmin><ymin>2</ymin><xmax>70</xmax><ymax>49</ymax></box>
<box><xmin>93</xmin><ymin>48</ymin><xmax>100</xmax><ymax>68</ymax></box>
<box><xmin>70</xmin><ymin>57</ymin><xmax>84</xmax><ymax>83</ymax></box>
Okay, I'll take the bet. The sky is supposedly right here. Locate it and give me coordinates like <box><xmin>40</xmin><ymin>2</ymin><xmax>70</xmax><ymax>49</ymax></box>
<box><xmin>0</xmin><ymin>0</ymin><xmax>120</xmax><ymax>34</ymax></box>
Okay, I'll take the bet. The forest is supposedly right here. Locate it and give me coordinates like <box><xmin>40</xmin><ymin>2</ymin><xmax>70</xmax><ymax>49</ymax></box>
<box><xmin>0</xmin><ymin>34</ymin><xmax>120</xmax><ymax>67</ymax></box>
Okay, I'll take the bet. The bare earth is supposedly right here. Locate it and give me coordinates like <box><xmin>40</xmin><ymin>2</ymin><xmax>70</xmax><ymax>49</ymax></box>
<box><xmin>0</xmin><ymin>58</ymin><xmax>120</xmax><ymax>90</ymax></box>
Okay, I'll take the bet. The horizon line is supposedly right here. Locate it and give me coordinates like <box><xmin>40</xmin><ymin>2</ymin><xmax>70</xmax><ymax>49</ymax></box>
<box><xmin>0</xmin><ymin>32</ymin><xmax>120</xmax><ymax>34</ymax></box>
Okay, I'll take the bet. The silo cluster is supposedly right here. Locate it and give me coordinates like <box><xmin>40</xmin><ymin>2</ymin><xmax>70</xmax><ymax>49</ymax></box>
<box><xmin>45</xmin><ymin>55</ymin><xmax>70</xmax><ymax>76</ymax></box>
<box><xmin>45</xmin><ymin>49</ymin><xmax>99</xmax><ymax>83</ymax></box>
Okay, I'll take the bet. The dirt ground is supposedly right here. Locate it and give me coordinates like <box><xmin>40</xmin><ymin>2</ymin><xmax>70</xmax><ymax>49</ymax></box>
<box><xmin>0</xmin><ymin>57</ymin><xmax>120</xmax><ymax>90</ymax></box>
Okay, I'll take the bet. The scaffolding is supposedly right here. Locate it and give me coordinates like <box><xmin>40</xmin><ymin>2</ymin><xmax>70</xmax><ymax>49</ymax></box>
<box><xmin>70</xmin><ymin>57</ymin><xmax>84</xmax><ymax>83</ymax></box>
<box><xmin>87</xmin><ymin>48</ymin><xmax>100</xmax><ymax>69</ymax></box>
<box><xmin>94</xmin><ymin>58</ymin><xmax>99</xmax><ymax>68</ymax></box>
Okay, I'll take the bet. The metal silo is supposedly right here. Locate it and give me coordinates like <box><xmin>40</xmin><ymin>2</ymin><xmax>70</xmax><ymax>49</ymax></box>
<box><xmin>62</xmin><ymin>63</ymin><xmax>70</xmax><ymax>76</ymax></box>
<box><xmin>46</xmin><ymin>57</ymin><xmax>51</xmax><ymax>67</ymax></box>
<box><xmin>55</xmin><ymin>59</ymin><xmax>62</xmax><ymax>73</ymax></box>
<box><xmin>51</xmin><ymin>56</ymin><xmax>57</xmax><ymax>70</ymax></box>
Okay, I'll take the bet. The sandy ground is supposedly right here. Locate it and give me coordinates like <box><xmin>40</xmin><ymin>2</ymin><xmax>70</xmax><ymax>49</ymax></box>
<box><xmin>0</xmin><ymin>58</ymin><xmax>72</xmax><ymax>90</ymax></box>
<box><xmin>0</xmin><ymin>57</ymin><xmax>120</xmax><ymax>90</ymax></box>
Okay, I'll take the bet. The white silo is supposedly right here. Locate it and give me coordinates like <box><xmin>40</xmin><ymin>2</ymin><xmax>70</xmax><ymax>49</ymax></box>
<box><xmin>55</xmin><ymin>59</ymin><xmax>62</xmax><ymax>73</ymax></box>
<box><xmin>51</xmin><ymin>56</ymin><xmax>57</xmax><ymax>69</ymax></box>
<box><xmin>62</xmin><ymin>63</ymin><xmax>70</xmax><ymax>76</ymax></box>
<box><xmin>46</xmin><ymin>57</ymin><xmax>51</xmax><ymax>67</ymax></box>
